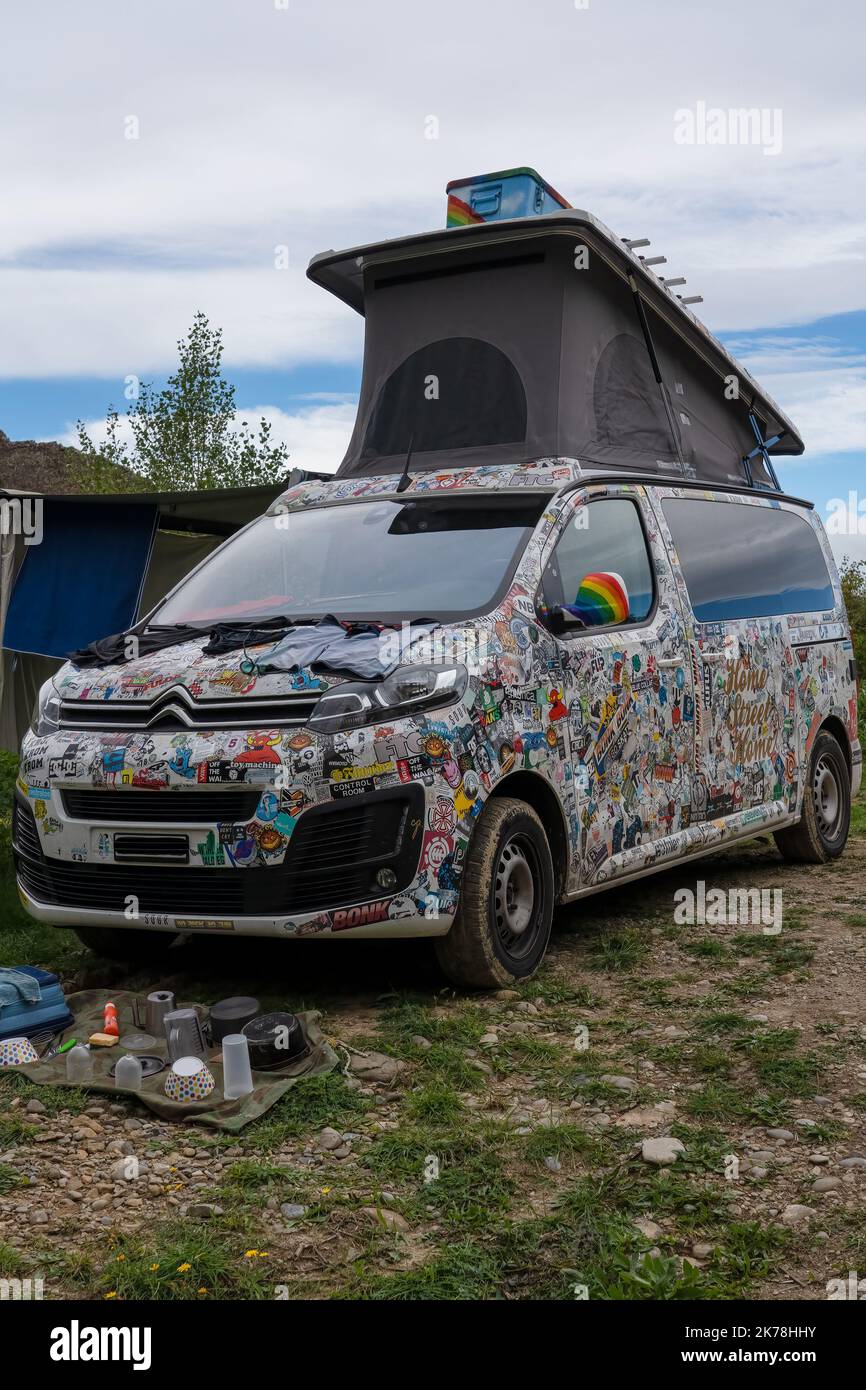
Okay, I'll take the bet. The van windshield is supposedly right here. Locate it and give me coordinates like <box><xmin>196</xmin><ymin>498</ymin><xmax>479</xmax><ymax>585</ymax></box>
<box><xmin>155</xmin><ymin>496</ymin><xmax>548</xmax><ymax>627</ymax></box>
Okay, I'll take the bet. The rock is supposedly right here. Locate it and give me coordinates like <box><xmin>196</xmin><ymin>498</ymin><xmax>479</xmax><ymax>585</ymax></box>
<box><xmin>122</xmin><ymin>1118</ymin><xmax>143</xmax><ymax>1133</ymax></box>
<box><xmin>110</xmin><ymin>1158</ymin><xmax>137</xmax><ymax>1182</ymax></box>
<box><xmin>410</xmin><ymin>1036</ymin><xmax>432</xmax><ymax>1050</ymax></box>
<box><xmin>662</xmin><ymin>1026</ymin><xmax>688</xmax><ymax>1038</ymax></box>
<box><xmin>812</xmin><ymin>1177</ymin><xmax>841</xmax><ymax>1193</ymax></box>
<box><xmin>479</xmin><ymin>1033</ymin><xmax>499</xmax><ymax>1047</ymax></box>
<box><xmin>25</xmin><ymin>1099</ymin><xmax>47</xmax><ymax>1114</ymax></box>
<box><xmin>781</xmin><ymin>1203</ymin><xmax>816</xmax><ymax>1226</ymax></box>
<box><xmin>316</xmin><ymin>1128</ymin><xmax>343</xmax><ymax>1151</ymax></box>
<box><xmin>544</xmin><ymin>1156</ymin><xmax>562</xmax><ymax>1173</ymax></box>
<box><xmin>189</xmin><ymin>1203</ymin><xmax>222</xmax><ymax>1219</ymax></box>
<box><xmin>766</xmin><ymin>1128</ymin><xmax>794</xmax><ymax>1140</ymax></box>
<box><xmin>280</xmin><ymin>1203</ymin><xmax>307</xmax><ymax>1221</ymax></box>
<box><xmin>515</xmin><ymin>1002</ymin><xmax>538</xmax><ymax>1015</ymax></box>
<box><xmin>838</xmin><ymin>1157</ymin><xmax>866</xmax><ymax>1168</ymax></box>
<box><xmin>494</xmin><ymin>989</ymin><xmax>519</xmax><ymax>1000</ymax></box>
<box><xmin>615</xmin><ymin>1103</ymin><xmax>675</xmax><ymax>1129</ymax></box>
<box><xmin>332</xmin><ymin>1144</ymin><xmax>352</xmax><ymax>1159</ymax></box>
<box><xmin>749</xmin><ymin>1166</ymin><xmax>769</xmax><ymax>1180</ymax></box>
<box><xmin>347</xmin><ymin>1052</ymin><xmax>404</xmax><ymax>1085</ymax></box>
<box><xmin>641</xmin><ymin>1137</ymin><xmax>685</xmax><ymax>1166</ymax></box>
<box><xmin>747</xmin><ymin>1150</ymin><xmax>774</xmax><ymax>1162</ymax></box>
<box><xmin>635</xmin><ymin>1217</ymin><xmax>662</xmax><ymax>1239</ymax></box>
<box><xmin>692</xmin><ymin>1242</ymin><xmax>715</xmax><ymax>1259</ymax></box>
<box><xmin>29</xmin><ymin>1210</ymin><xmax>49</xmax><ymax>1225</ymax></box>
<box><xmin>360</xmin><ymin>1206</ymin><xmax>408</xmax><ymax>1232</ymax></box>
<box><xmin>600</xmin><ymin>1074</ymin><xmax>637</xmax><ymax>1092</ymax></box>
<box><xmin>808</xmin><ymin>1153</ymin><xmax>831</xmax><ymax>1165</ymax></box>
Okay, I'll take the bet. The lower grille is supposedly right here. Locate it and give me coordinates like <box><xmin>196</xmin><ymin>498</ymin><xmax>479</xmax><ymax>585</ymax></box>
<box><xmin>63</xmin><ymin>789</ymin><xmax>262</xmax><ymax>823</ymax></box>
<box><xmin>14</xmin><ymin>788</ymin><xmax>423</xmax><ymax>917</ymax></box>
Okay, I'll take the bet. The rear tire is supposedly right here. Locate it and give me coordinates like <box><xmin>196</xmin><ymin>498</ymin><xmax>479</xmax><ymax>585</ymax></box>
<box><xmin>72</xmin><ymin>926</ymin><xmax>180</xmax><ymax>960</ymax></box>
<box><xmin>434</xmin><ymin>797</ymin><xmax>554</xmax><ymax>989</ymax></box>
<box><xmin>773</xmin><ymin>731</ymin><xmax>851</xmax><ymax>863</ymax></box>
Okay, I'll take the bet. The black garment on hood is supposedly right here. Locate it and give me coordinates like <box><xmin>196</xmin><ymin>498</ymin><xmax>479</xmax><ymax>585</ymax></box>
<box><xmin>68</xmin><ymin>618</ymin><xmax>294</xmax><ymax>669</ymax></box>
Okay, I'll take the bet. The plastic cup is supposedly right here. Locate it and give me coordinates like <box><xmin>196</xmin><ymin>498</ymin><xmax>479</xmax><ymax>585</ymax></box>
<box><xmin>222</xmin><ymin>1033</ymin><xmax>254</xmax><ymax>1099</ymax></box>
<box><xmin>115</xmin><ymin>1054</ymin><xmax>143</xmax><ymax>1091</ymax></box>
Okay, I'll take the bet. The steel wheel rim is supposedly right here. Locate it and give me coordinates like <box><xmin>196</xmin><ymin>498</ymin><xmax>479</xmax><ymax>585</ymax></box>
<box><xmin>812</xmin><ymin>755</ymin><xmax>841</xmax><ymax>839</ymax></box>
<box><xmin>493</xmin><ymin>833</ymin><xmax>542</xmax><ymax>961</ymax></box>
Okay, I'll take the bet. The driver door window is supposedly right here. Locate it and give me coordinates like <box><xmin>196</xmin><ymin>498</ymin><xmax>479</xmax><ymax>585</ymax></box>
<box><xmin>542</xmin><ymin>496</ymin><xmax>654</xmax><ymax>629</ymax></box>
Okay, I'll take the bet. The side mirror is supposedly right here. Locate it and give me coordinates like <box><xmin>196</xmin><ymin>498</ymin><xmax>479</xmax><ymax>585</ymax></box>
<box><xmin>562</xmin><ymin>571</ymin><xmax>630</xmax><ymax>628</ymax></box>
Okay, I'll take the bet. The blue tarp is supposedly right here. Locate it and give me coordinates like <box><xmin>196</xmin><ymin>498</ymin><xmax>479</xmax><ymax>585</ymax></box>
<box><xmin>4</xmin><ymin>500</ymin><xmax>158</xmax><ymax>658</ymax></box>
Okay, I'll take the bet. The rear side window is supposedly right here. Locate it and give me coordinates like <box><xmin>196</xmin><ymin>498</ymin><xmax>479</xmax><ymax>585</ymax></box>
<box><xmin>662</xmin><ymin>498</ymin><xmax>834</xmax><ymax>621</ymax></box>
<box><xmin>543</xmin><ymin>497</ymin><xmax>654</xmax><ymax>626</ymax></box>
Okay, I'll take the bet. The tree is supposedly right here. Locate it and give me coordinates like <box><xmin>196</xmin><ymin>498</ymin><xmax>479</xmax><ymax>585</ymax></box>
<box><xmin>840</xmin><ymin>555</ymin><xmax>866</xmax><ymax>737</ymax></box>
<box><xmin>75</xmin><ymin>312</ymin><xmax>290</xmax><ymax>492</ymax></box>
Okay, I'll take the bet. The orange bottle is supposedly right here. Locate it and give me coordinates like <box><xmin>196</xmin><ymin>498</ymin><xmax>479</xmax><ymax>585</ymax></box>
<box><xmin>103</xmin><ymin>1001</ymin><xmax>119</xmax><ymax>1037</ymax></box>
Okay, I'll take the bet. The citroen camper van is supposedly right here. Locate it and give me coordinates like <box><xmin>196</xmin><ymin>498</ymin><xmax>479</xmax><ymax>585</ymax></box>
<box><xmin>15</xmin><ymin>169</ymin><xmax>861</xmax><ymax>987</ymax></box>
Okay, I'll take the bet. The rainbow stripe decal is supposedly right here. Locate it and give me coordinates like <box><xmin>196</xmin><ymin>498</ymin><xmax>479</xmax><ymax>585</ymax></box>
<box><xmin>566</xmin><ymin>571</ymin><xmax>629</xmax><ymax>627</ymax></box>
<box><xmin>446</xmin><ymin>194</ymin><xmax>485</xmax><ymax>228</ymax></box>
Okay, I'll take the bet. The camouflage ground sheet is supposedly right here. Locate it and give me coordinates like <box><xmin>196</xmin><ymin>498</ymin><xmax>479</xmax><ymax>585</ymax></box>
<box><xmin>18</xmin><ymin>990</ymin><xmax>337</xmax><ymax>1131</ymax></box>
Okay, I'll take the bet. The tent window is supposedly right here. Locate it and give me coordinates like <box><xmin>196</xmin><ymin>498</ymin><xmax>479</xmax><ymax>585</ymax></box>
<box><xmin>592</xmin><ymin>332</ymin><xmax>676</xmax><ymax>455</ymax></box>
<box><xmin>361</xmin><ymin>337</ymin><xmax>527</xmax><ymax>458</ymax></box>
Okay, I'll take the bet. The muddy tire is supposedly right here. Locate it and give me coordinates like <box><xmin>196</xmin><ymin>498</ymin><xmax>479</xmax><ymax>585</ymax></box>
<box><xmin>72</xmin><ymin>926</ymin><xmax>180</xmax><ymax>960</ymax></box>
<box><xmin>773</xmin><ymin>731</ymin><xmax>851</xmax><ymax>864</ymax></box>
<box><xmin>434</xmin><ymin>797</ymin><xmax>554</xmax><ymax>989</ymax></box>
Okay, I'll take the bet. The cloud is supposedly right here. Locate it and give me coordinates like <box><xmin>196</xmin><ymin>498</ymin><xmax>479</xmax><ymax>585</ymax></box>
<box><xmin>3</xmin><ymin>0</ymin><xmax>866</xmax><ymax>377</ymax></box>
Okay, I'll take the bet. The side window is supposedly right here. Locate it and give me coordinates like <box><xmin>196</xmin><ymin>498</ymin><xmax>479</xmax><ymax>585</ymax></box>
<box><xmin>662</xmin><ymin>498</ymin><xmax>834</xmax><ymax>621</ymax></box>
<box><xmin>542</xmin><ymin>497</ymin><xmax>654</xmax><ymax>628</ymax></box>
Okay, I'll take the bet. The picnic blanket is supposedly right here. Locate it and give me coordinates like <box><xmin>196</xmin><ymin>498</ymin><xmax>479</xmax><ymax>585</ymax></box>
<box><xmin>17</xmin><ymin>989</ymin><xmax>338</xmax><ymax>1132</ymax></box>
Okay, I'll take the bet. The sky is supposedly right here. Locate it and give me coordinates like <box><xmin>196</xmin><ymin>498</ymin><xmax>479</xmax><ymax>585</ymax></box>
<box><xmin>2</xmin><ymin>0</ymin><xmax>865</xmax><ymax>561</ymax></box>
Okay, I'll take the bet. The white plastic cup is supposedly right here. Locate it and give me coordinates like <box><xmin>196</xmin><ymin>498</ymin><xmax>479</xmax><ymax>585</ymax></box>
<box><xmin>115</xmin><ymin>1054</ymin><xmax>143</xmax><ymax>1091</ymax></box>
<box><xmin>66</xmin><ymin>1044</ymin><xmax>93</xmax><ymax>1083</ymax></box>
<box><xmin>222</xmin><ymin>1033</ymin><xmax>254</xmax><ymax>1099</ymax></box>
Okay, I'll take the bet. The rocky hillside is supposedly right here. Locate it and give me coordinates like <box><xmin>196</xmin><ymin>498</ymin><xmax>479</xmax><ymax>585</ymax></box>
<box><xmin>0</xmin><ymin>429</ymin><xmax>135</xmax><ymax>494</ymax></box>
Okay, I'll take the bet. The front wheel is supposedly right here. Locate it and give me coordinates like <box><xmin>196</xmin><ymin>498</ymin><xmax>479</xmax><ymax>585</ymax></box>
<box><xmin>435</xmin><ymin>796</ymin><xmax>554</xmax><ymax>989</ymax></box>
<box><xmin>773</xmin><ymin>731</ymin><xmax>851</xmax><ymax>863</ymax></box>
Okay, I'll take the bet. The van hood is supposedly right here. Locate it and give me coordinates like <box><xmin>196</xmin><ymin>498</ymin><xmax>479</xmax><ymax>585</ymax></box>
<box><xmin>53</xmin><ymin>636</ymin><xmax>345</xmax><ymax>706</ymax></box>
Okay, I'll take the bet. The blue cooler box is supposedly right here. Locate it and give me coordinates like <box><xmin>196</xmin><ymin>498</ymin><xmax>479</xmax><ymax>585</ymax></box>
<box><xmin>446</xmin><ymin>167</ymin><xmax>571</xmax><ymax>227</ymax></box>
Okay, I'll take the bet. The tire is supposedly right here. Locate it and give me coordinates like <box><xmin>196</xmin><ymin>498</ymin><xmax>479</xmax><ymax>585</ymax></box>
<box><xmin>72</xmin><ymin>926</ymin><xmax>180</xmax><ymax>960</ymax></box>
<box><xmin>773</xmin><ymin>731</ymin><xmax>851</xmax><ymax>864</ymax></box>
<box><xmin>435</xmin><ymin>797</ymin><xmax>554</xmax><ymax>989</ymax></box>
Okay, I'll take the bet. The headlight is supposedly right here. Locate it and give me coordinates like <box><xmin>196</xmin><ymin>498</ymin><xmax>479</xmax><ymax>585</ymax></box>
<box><xmin>31</xmin><ymin>679</ymin><xmax>61</xmax><ymax>736</ymax></box>
<box><xmin>309</xmin><ymin>663</ymin><xmax>467</xmax><ymax>735</ymax></box>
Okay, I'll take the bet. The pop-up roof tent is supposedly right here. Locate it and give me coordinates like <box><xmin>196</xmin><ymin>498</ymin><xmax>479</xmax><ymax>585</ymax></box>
<box><xmin>0</xmin><ymin>477</ymin><xmax>319</xmax><ymax>749</ymax></box>
<box><xmin>308</xmin><ymin>167</ymin><xmax>802</xmax><ymax>489</ymax></box>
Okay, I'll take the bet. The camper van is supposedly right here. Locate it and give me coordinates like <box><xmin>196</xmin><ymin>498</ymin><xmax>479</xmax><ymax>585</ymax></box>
<box><xmin>14</xmin><ymin>169</ymin><xmax>862</xmax><ymax>986</ymax></box>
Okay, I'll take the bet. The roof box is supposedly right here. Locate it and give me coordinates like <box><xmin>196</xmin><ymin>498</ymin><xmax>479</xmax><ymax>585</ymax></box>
<box><xmin>446</xmin><ymin>167</ymin><xmax>571</xmax><ymax>227</ymax></box>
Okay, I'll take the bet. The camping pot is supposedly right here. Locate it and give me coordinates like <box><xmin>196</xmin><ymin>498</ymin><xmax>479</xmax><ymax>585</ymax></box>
<box><xmin>145</xmin><ymin>990</ymin><xmax>176</xmax><ymax>1036</ymax></box>
<box><xmin>163</xmin><ymin>1008</ymin><xmax>207</xmax><ymax>1063</ymax></box>
<box><xmin>242</xmin><ymin>1012</ymin><xmax>308</xmax><ymax>1071</ymax></box>
<box><xmin>209</xmin><ymin>996</ymin><xmax>260</xmax><ymax>1044</ymax></box>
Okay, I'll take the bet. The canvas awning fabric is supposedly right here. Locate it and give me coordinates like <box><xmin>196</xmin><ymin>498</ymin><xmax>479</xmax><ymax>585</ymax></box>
<box><xmin>3</xmin><ymin>499</ymin><xmax>158</xmax><ymax>659</ymax></box>
<box><xmin>308</xmin><ymin>214</ymin><xmax>802</xmax><ymax>486</ymax></box>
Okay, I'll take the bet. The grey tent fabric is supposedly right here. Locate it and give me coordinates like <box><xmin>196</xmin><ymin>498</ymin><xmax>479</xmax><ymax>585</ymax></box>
<box><xmin>308</xmin><ymin>215</ymin><xmax>801</xmax><ymax>486</ymax></box>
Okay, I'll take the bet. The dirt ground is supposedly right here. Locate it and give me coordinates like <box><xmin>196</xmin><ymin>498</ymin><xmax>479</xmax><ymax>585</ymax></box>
<box><xmin>1</xmin><ymin>792</ymin><xmax>864</xmax><ymax>1301</ymax></box>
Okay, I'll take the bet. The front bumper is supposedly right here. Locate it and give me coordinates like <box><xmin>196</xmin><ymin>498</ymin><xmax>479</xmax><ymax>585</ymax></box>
<box><xmin>13</xmin><ymin>785</ymin><xmax>452</xmax><ymax>939</ymax></box>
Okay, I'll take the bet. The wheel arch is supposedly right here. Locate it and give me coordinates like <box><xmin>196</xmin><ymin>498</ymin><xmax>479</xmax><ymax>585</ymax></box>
<box><xmin>815</xmin><ymin>714</ymin><xmax>852</xmax><ymax>775</ymax></box>
<box><xmin>486</xmin><ymin>771</ymin><xmax>570</xmax><ymax>901</ymax></box>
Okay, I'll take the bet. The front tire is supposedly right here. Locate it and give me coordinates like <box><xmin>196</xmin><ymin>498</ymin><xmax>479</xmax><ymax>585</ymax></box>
<box><xmin>773</xmin><ymin>731</ymin><xmax>851</xmax><ymax>863</ymax></box>
<box><xmin>72</xmin><ymin>926</ymin><xmax>180</xmax><ymax>960</ymax></box>
<box><xmin>435</xmin><ymin>797</ymin><xmax>554</xmax><ymax>989</ymax></box>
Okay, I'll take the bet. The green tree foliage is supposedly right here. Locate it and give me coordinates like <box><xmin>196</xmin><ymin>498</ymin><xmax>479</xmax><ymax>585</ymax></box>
<box><xmin>75</xmin><ymin>313</ymin><xmax>290</xmax><ymax>492</ymax></box>
<box><xmin>840</xmin><ymin>556</ymin><xmax>866</xmax><ymax>734</ymax></box>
